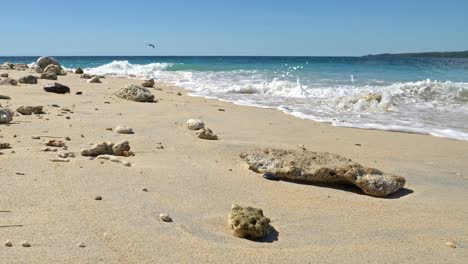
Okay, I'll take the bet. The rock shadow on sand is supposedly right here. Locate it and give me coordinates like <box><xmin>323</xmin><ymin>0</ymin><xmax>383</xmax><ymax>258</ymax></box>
<box><xmin>281</xmin><ymin>179</ymin><xmax>414</xmax><ymax>199</ymax></box>
<box><xmin>255</xmin><ymin>226</ymin><xmax>279</xmax><ymax>243</ymax></box>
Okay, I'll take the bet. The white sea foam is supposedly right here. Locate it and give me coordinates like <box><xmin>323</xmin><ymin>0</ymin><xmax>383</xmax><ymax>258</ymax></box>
<box><xmin>85</xmin><ymin>60</ymin><xmax>468</xmax><ymax>141</ymax></box>
<box><xmin>85</xmin><ymin>60</ymin><xmax>173</xmax><ymax>79</ymax></box>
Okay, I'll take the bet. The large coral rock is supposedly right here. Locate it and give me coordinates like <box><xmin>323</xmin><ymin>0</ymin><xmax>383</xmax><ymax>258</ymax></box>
<box><xmin>240</xmin><ymin>149</ymin><xmax>406</xmax><ymax>197</ymax></box>
<box><xmin>81</xmin><ymin>141</ymin><xmax>133</xmax><ymax>157</ymax></box>
<box><xmin>227</xmin><ymin>204</ymin><xmax>271</xmax><ymax>239</ymax></box>
<box><xmin>18</xmin><ymin>75</ymin><xmax>38</xmax><ymax>84</ymax></box>
<box><xmin>115</xmin><ymin>84</ymin><xmax>155</xmax><ymax>102</ymax></box>
<box><xmin>17</xmin><ymin>106</ymin><xmax>45</xmax><ymax>115</ymax></box>
<box><xmin>0</xmin><ymin>78</ymin><xmax>17</xmax><ymax>86</ymax></box>
<box><xmin>0</xmin><ymin>108</ymin><xmax>14</xmax><ymax>124</ymax></box>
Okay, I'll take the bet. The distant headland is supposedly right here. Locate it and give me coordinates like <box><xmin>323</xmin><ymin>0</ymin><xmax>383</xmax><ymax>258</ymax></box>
<box><xmin>363</xmin><ymin>50</ymin><xmax>468</xmax><ymax>58</ymax></box>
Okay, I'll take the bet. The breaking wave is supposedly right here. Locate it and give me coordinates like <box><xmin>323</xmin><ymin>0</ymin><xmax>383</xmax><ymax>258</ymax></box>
<box><xmin>85</xmin><ymin>60</ymin><xmax>468</xmax><ymax>141</ymax></box>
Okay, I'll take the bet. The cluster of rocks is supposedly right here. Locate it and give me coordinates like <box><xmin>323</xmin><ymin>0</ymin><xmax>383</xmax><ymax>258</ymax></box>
<box><xmin>186</xmin><ymin>119</ymin><xmax>219</xmax><ymax>140</ymax></box>
<box><xmin>34</xmin><ymin>57</ymin><xmax>66</xmax><ymax>76</ymax></box>
<box><xmin>0</xmin><ymin>62</ymin><xmax>29</xmax><ymax>71</ymax></box>
<box><xmin>81</xmin><ymin>141</ymin><xmax>133</xmax><ymax>157</ymax></box>
<box><xmin>1</xmin><ymin>74</ymin><xmax>56</xmax><ymax>85</ymax></box>
<box><xmin>240</xmin><ymin>148</ymin><xmax>406</xmax><ymax>197</ymax></box>
<box><xmin>0</xmin><ymin>77</ymin><xmax>18</xmax><ymax>86</ymax></box>
<box><xmin>80</xmin><ymin>73</ymin><xmax>104</xmax><ymax>81</ymax></box>
<box><xmin>115</xmin><ymin>84</ymin><xmax>155</xmax><ymax>102</ymax></box>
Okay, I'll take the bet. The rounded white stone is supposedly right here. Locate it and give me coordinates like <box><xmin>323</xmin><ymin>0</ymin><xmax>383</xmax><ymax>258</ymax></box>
<box><xmin>187</xmin><ymin>119</ymin><xmax>204</xmax><ymax>130</ymax></box>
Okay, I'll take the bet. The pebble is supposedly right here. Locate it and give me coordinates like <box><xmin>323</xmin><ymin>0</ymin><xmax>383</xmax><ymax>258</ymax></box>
<box><xmin>75</xmin><ymin>92</ymin><xmax>83</xmax><ymax>95</ymax></box>
<box><xmin>46</xmin><ymin>140</ymin><xmax>66</xmax><ymax>147</ymax></box>
<box><xmin>159</xmin><ymin>213</ymin><xmax>172</xmax><ymax>222</ymax></box>
<box><xmin>58</xmin><ymin>152</ymin><xmax>75</xmax><ymax>158</ymax></box>
<box><xmin>142</xmin><ymin>188</ymin><xmax>148</xmax><ymax>192</ymax></box>
<box><xmin>95</xmin><ymin>196</ymin><xmax>102</xmax><ymax>201</ymax></box>
<box><xmin>115</xmin><ymin>125</ymin><xmax>134</xmax><ymax>134</ymax></box>
<box><xmin>263</xmin><ymin>172</ymin><xmax>280</xmax><ymax>181</ymax></box>
<box><xmin>77</xmin><ymin>242</ymin><xmax>86</xmax><ymax>248</ymax></box>
<box><xmin>4</xmin><ymin>240</ymin><xmax>12</xmax><ymax>247</ymax></box>
<box><xmin>65</xmin><ymin>137</ymin><xmax>71</xmax><ymax>141</ymax></box>
<box><xmin>21</xmin><ymin>241</ymin><xmax>31</xmax><ymax>247</ymax></box>
<box><xmin>445</xmin><ymin>241</ymin><xmax>457</xmax><ymax>248</ymax></box>
<box><xmin>42</xmin><ymin>147</ymin><xmax>58</xmax><ymax>152</ymax></box>
<box><xmin>50</xmin><ymin>158</ymin><xmax>70</xmax><ymax>162</ymax></box>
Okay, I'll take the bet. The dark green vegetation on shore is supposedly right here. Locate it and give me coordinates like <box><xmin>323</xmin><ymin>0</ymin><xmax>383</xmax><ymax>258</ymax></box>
<box><xmin>364</xmin><ymin>50</ymin><xmax>468</xmax><ymax>58</ymax></box>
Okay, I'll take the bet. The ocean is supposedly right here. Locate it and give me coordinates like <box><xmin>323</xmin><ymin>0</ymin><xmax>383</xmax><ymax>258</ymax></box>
<box><xmin>2</xmin><ymin>56</ymin><xmax>468</xmax><ymax>141</ymax></box>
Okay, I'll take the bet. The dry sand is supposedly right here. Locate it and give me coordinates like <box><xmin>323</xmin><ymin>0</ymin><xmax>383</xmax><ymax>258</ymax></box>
<box><xmin>1</xmin><ymin>68</ymin><xmax>467</xmax><ymax>263</ymax></box>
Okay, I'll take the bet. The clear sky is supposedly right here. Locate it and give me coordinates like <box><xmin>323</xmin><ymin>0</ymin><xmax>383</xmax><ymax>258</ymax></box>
<box><xmin>2</xmin><ymin>0</ymin><xmax>468</xmax><ymax>56</ymax></box>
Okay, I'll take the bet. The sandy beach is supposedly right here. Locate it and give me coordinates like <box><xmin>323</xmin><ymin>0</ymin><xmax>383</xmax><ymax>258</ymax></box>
<box><xmin>1</xmin><ymin>67</ymin><xmax>467</xmax><ymax>263</ymax></box>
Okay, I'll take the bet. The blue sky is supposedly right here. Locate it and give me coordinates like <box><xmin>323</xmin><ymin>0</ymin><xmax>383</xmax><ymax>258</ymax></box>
<box><xmin>2</xmin><ymin>0</ymin><xmax>468</xmax><ymax>56</ymax></box>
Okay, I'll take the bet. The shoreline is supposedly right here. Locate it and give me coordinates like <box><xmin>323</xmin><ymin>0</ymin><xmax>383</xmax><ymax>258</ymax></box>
<box><xmin>186</xmin><ymin>91</ymin><xmax>468</xmax><ymax>141</ymax></box>
<box><xmin>1</xmin><ymin>67</ymin><xmax>467</xmax><ymax>263</ymax></box>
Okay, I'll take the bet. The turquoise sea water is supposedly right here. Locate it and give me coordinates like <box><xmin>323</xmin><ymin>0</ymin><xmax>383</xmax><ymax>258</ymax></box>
<box><xmin>2</xmin><ymin>56</ymin><xmax>468</xmax><ymax>140</ymax></box>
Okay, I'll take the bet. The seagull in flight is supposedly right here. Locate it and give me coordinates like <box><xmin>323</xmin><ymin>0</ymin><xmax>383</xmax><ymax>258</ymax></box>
<box><xmin>147</xmin><ymin>43</ymin><xmax>156</xmax><ymax>48</ymax></box>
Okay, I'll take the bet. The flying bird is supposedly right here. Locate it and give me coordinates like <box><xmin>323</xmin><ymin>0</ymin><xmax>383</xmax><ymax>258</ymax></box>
<box><xmin>147</xmin><ymin>43</ymin><xmax>156</xmax><ymax>48</ymax></box>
